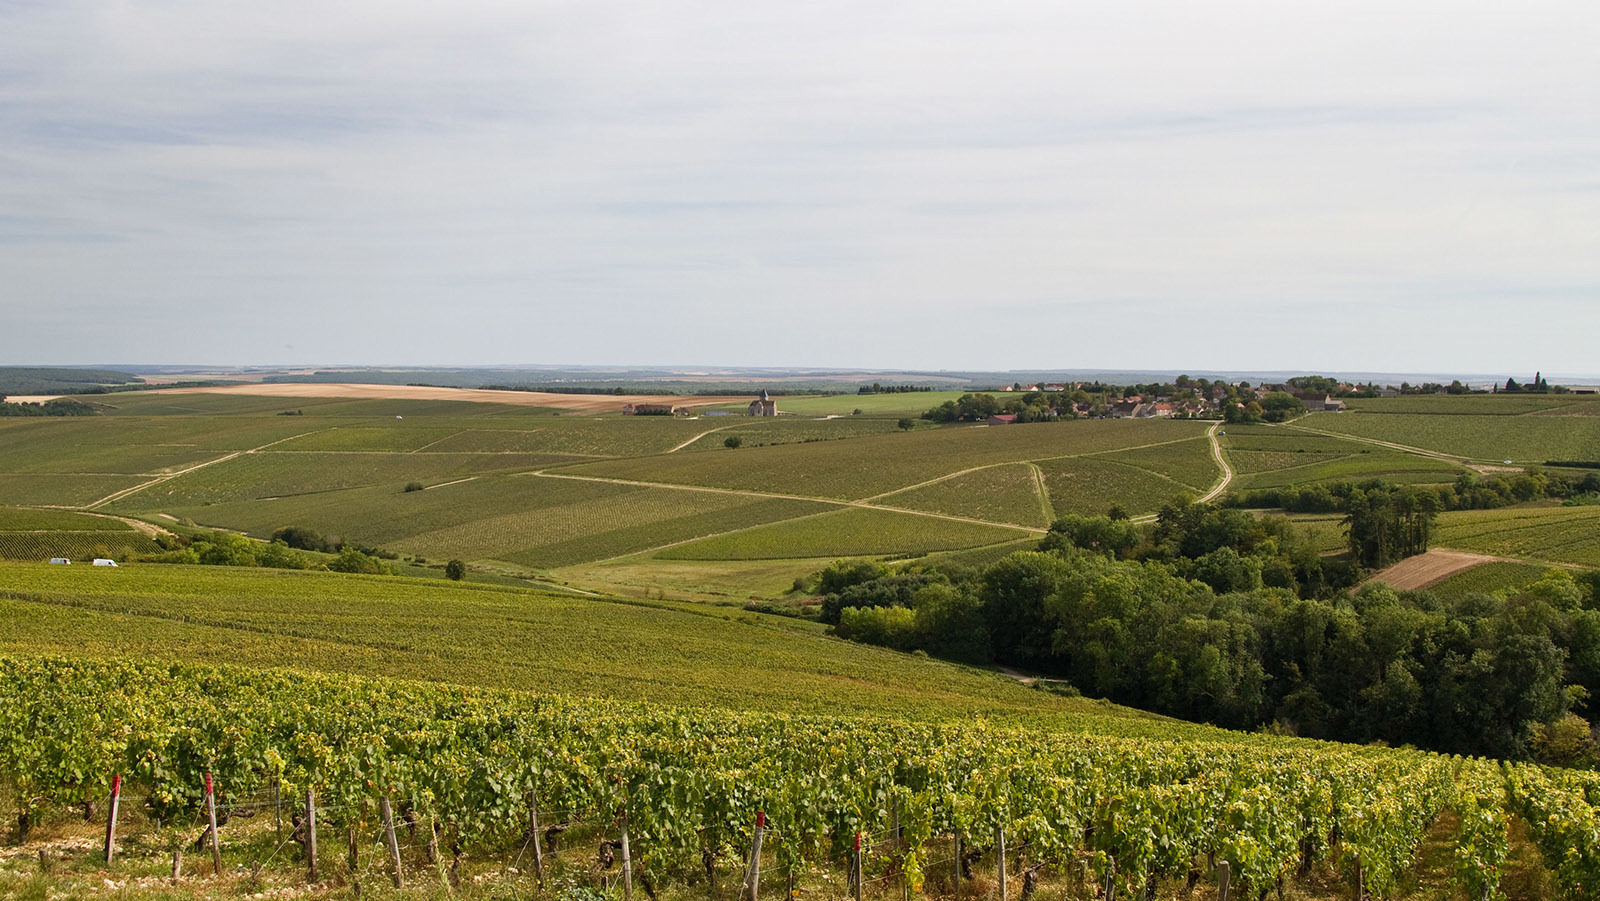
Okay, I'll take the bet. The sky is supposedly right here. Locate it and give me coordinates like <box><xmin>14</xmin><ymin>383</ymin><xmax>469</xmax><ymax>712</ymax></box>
<box><xmin>2</xmin><ymin>1</ymin><xmax>1597</xmax><ymax>375</ymax></box>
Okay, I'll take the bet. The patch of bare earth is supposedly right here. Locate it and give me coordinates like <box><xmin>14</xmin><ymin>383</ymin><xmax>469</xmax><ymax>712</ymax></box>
<box><xmin>143</xmin><ymin>383</ymin><xmax>754</xmax><ymax>412</ymax></box>
<box><xmin>1365</xmin><ymin>549</ymin><xmax>1505</xmax><ymax>591</ymax></box>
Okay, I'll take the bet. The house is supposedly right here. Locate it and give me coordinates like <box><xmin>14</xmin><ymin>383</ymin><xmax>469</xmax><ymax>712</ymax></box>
<box><xmin>1152</xmin><ymin>403</ymin><xmax>1175</xmax><ymax>417</ymax></box>
<box><xmin>747</xmin><ymin>389</ymin><xmax>777</xmax><ymax>417</ymax></box>
<box><xmin>622</xmin><ymin>403</ymin><xmax>683</xmax><ymax>416</ymax></box>
<box><xmin>1109</xmin><ymin>401</ymin><xmax>1156</xmax><ymax>419</ymax></box>
<box><xmin>986</xmin><ymin>414</ymin><xmax>1018</xmax><ymax>426</ymax></box>
<box><xmin>1295</xmin><ymin>393</ymin><xmax>1343</xmax><ymax>412</ymax></box>
<box><xmin>1377</xmin><ymin>389</ymin><xmax>1399</xmax><ymax>399</ymax></box>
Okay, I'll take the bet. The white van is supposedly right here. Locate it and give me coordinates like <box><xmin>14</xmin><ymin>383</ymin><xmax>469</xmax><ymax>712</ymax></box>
<box><xmin>91</xmin><ymin>558</ymin><xmax>118</xmax><ymax>567</ymax></box>
<box><xmin>48</xmin><ymin>557</ymin><xmax>71</xmax><ymax>565</ymax></box>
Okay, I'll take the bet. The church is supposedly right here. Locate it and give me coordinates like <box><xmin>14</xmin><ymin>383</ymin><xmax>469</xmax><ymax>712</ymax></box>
<box><xmin>747</xmin><ymin>389</ymin><xmax>777</xmax><ymax>417</ymax></box>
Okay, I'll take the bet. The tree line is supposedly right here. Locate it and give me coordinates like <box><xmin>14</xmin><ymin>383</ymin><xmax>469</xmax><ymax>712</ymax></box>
<box><xmin>1229</xmin><ymin>469</ymin><xmax>1600</xmax><ymax>518</ymax></box>
<box><xmin>0</xmin><ymin>397</ymin><xmax>97</xmax><ymax>417</ymax></box>
<box><xmin>811</xmin><ymin>498</ymin><xmax>1600</xmax><ymax>765</ymax></box>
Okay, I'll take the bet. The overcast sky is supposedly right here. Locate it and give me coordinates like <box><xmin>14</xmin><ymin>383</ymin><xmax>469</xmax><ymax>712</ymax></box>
<box><xmin>2</xmin><ymin>1</ymin><xmax>1597</xmax><ymax>375</ymax></box>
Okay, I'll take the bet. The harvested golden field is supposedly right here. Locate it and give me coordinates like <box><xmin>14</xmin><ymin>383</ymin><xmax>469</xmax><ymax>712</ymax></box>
<box><xmin>117</xmin><ymin>382</ymin><xmax>754</xmax><ymax>411</ymax></box>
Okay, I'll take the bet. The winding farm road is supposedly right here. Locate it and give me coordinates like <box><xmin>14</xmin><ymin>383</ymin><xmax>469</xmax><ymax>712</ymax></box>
<box><xmin>1196</xmin><ymin>421</ymin><xmax>1234</xmax><ymax>504</ymax></box>
<box><xmin>1130</xmin><ymin>422</ymin><xmax>1232</xmax><ymax>523</ymax></box>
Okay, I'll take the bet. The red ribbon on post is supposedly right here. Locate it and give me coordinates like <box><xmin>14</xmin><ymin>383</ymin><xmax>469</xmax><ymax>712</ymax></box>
<box><xmin>854</xmin><ymin>831</ymin><xmax>861</xmax><ymax>852</ymax></box>
<box><xmin>205</xmin><ymin>772</ymin><xmax>213</xmax><ymax>795</ymax></box>
<box><xmin>756</xmin><ymin>810</ymin><xmax>766</xmax><ymax>829</ymax></box>
<box><xmin>111</xmin><ymin>774</ymin><xmax>121</xmax><ymax>796</ymax></box>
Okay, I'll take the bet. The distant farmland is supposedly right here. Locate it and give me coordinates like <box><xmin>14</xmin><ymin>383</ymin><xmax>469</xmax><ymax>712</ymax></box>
<box><xmin>1</xmin><ymin>387</ymin><xmax>1594</xmax><ymax>602</ymax></box>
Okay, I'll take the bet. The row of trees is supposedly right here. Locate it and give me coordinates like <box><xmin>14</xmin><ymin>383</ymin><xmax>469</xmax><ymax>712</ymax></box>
<box><xmin>922</xmin><ymin>391</ymin><xmax>1078</xmax><ymax>423</ymax></box>
<box><xmin>1229</xmin><ymin>469</ymin><xmax>1600</xmax><ymax>515</ymax></box>
<box><xmin>815</xmin><ymin>501</ymin><xmax>1600</xmax><ymax>763</ymax></box>
<box><xmin>0</xmin><ymin>397</ymin><xmax>97</xmax><ymax>417</ymax></box>
<box><xmin>1222</xmin><ymin>392</ymin><xmax>1305</xmax><ymax>423</ymax></box>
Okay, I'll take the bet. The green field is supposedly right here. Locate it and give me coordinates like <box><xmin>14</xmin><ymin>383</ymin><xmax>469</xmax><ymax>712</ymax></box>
<box><xmin>558</xmin><ymin>419</ymin><xmax>1207</xmax><ymax>501</ymax></box>
<box><xmin>1340</xmin><ymin>394</ymin><xmax>1600</xmax><ymax>415</ymax></box>
<box><xmin>1221</xmin><ymin>423</ymin><xmax>1467</xmax><ymax>488</ymax></box>
<box><xmin>1037</xmin><ymin>455</ymin><xmax>1198</xmax><ymax>516</ymax></box>
<box><xmin>1302</xmin><ymin>408</ymin><xmax>1600</xmax><ymax>462</ymax></box>
<box><xmin>0</xmin><ymin>506</ymin><xmax>135</xmax><ymax>530</ymax></box>
<box><xmin>1435</xmin><ymin>504</ymin><xmax>1600</xmax><ymax>567</ymax></box>
<box><xmin>0</xmin><ymin>562</ymin><xmax>1094</xmax><ymax>719</ymax></box>
<box><xmin>1426</xmin><ymin>560</ymin><xmax>1554</xmax><ymax>601</ymax></box>
<box><xmin>657</xmin><ymin>506</ymin><xmax>1033</xmax><ymax>560</ymax></box>
<box><xmin>1092</xmin><ymin>434</ymin><xmax>1220</xmax><ymax>490</ymax></box>
<box><xmin>878</xmin><ymin>462</ymin><xmax>1052</xmax><ymax>528</ymax></box>
<box><xmin>676</xmin><ymin>415</ymin><xmax>915</xmax><ymax>450</ymax></box>
<box><xmin>1232</xmin><ymin>449</ymin><xmax>1465</xmax><ymax>490</ymax></box>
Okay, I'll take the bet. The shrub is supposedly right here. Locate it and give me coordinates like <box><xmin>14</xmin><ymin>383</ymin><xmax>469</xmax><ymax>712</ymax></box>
<box><xmin>834</xmin><ymin>606</ymin><xmax>918</xmax><ymax>650</ymax></box>
<box><xmin>327</xmin><ymin>546</ymin><xmax>389</xmax><ymax>575</ymax></box>
<box><xmin>445</xmin><ymin>559</ymin><xmax>467</xmax><ymax>581</ymax></box>
<box><xmin>404</xmin><ymin>481</ymin><xmax>425</xmax><ymax>493</ymax></box>
<box><xmin>724</xmin><ymin>435</ymin><xmax>743</xmax><ymax>449</ymax></box>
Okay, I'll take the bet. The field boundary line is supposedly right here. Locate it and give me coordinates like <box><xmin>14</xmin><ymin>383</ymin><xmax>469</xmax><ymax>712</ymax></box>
<box><xmin>666</xmin><ymin>424</ymin><xmax>739</xmax><ymax>453</ymax></box>
<box><xmin>1275</xmin><ymin>421</ymin><xmax>1478</xmax><ymax>464</ymax></box>
<box><xmin>859</xmin><ymin>433</ymin><xmax>1210</xmax><ymax>503</ymax></box>
<box><xmin>82</xmin><ymin>428</ymin><xmax>336</xmax><ymax>510</ymax></box>
<box><xmin>8</xmin><ymin>507</ymin><xmax>178</xmax><ymax>540</ymax></box>
<box><xmin>574</xmin><ymin>506</ymin><xmax>847</xmax><ymax>565</ymax></box>
<box><xmin>527</xmin><ymin>470</ymin><xmax>1049</xmax><ymax>535</ymax></box>
<box><xmin>1224</xmin><ymin>451</ymin><xmax>1368</xmax><ymax>485</ymax></box>
<box><xmin>1079</xmin><ymin>452</ymin><xmax>1208</xmax><ymax>493</ymax></box>
<box><xmin>409</xmin><ymin>430</ymin><xmax>470</xmax><ymax>454</ymax></box>
<box><xmin>1028</xmin><ymin>462</ymin><xmax>1055</xmax><ymax>525</ymax></box>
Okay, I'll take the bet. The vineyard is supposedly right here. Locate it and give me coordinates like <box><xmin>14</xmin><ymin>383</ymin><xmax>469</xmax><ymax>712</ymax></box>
<box><xmin>0</xmin><ymin>531</ymin><xmax>161</xmax><ymax>562</ymax></box>
<box><xmin>2</xmin><ymin>657</ymin><xmax>1597</xmax><ymax>899</ymax></box>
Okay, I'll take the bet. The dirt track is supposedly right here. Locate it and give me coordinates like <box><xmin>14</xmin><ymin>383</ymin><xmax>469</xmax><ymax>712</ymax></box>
<box><xmin>116</xmin><ymin>383</ymin><xmax>753</xmax><ymax>412</ymax></box>
<box><xmin>1364</xmin><ymin>549</ymin><xmax>1503</xmax><ymax>590</ymax></box>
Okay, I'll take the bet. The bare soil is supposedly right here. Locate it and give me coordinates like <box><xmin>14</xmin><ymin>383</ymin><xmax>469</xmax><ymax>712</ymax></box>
<box><xmin>115</xmin><ymin>383</ymin><xmax>754</xmax><ymax>412</ymax></box>
<box><xmin>1364</xmin><ymin>548</ymin><xmax>1504</xmax><ymax>590</ymax></box>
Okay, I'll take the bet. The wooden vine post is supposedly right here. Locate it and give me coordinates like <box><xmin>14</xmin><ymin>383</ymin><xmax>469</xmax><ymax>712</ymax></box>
<box><xmin>1217</xmin><ymin>860</ymin><xmax>1231</xmax><ymax>901</ymax></box>
<box><xmin>381</xmin><ymin>796</ymin><xmax>403</xmax><ymax>888</ymax></box>
<box><xmin>305</xmin><ymin>788</ymin><xmax>319</xmax><ymax>882</ymax></box>
<box><xmin>102</xmin><ymin>774</ymin><xmax>121</xmax><ymax>864</ymax></box>
<box><xmin>204</xmin><ymin>773</ymin><xmax>222</xmax><ymax>876</ymax></box>
<box><xmin>1102</xmin><ymin>857</ymin><xmax>1116</xmax><ymax>901</ymax></box>
<box><xmin>741</xmin><ymin>810</ymin><xmax>766</xmax><ymax>901</ymax></box>
<box><xmin>528</xmin><ymin>788</ymin><xmax>545</xmax><ymax>884</ymax></box>
<box><xmin>620</xmin><ymin>806</ymin><xmax>635</xmax><ymax>901</ymax></box>
<box><xmin>995</xmin><ymin>824</ymin><xmax>1007</xmax><ymax>901</ymax></box>
<box><xmin>852</xmin><ymin>832</ymin><xmax>864</xmax><ymax>901</ymax></box>
<box><xmin>952</xmin><ymin>830</ymin><xmax>961</xmax><ymax>899</ymax></box>
<box><xmin>348</xmin><ymin>824</ymin><xmax>361</xmax><ymax>898</ymax></box>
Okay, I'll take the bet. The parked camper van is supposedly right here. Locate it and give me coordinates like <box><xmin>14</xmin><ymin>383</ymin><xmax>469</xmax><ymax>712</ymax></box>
<box><xmin>91</xmin><ymin>558</ymin><xmax>118</xmax><ymax>567</ymax></box>
<box><xmin>48</xmin><ymin>557</ymin><xmax>70</xmax><ymax>565</ymax></box>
